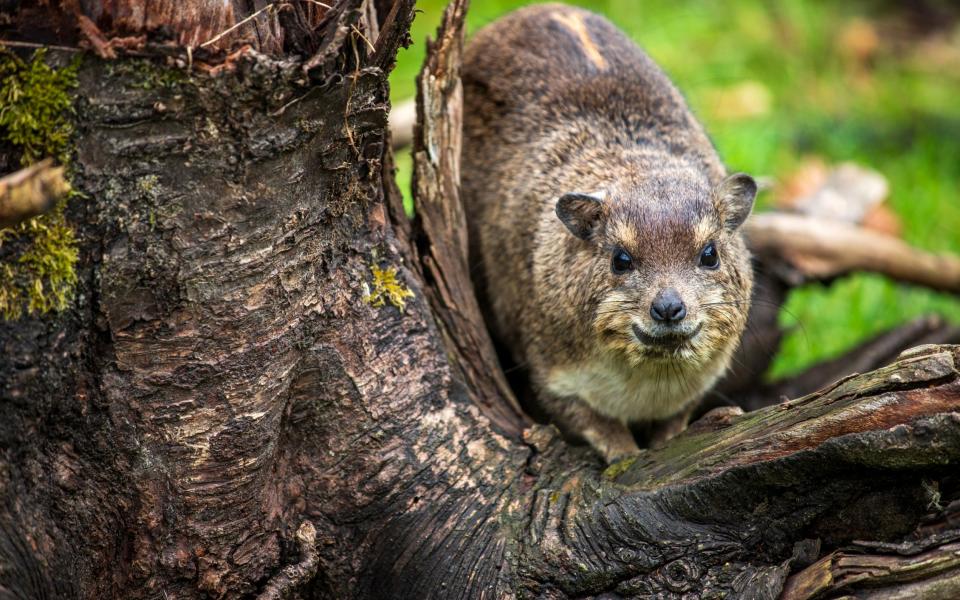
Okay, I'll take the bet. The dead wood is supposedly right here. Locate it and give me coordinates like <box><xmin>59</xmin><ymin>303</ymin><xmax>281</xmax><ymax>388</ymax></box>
<box><xmin>403</xmin><ymin>0</ymin><xmax>528</xmax><ymax>439</ymax></box>
<box><xmin>781</xmin><ymin>496</ymin><xmax>960</xmax><ymax>599</ymax></box>
<box><xmin>2</xmin><ymin>0</ymin><xmax>340</xmax><ymax>61</ymax></box>
<box><xmin>745</xmin><ymin>212</ymin><xmax>960</xmax><ymax>293</ymax></box>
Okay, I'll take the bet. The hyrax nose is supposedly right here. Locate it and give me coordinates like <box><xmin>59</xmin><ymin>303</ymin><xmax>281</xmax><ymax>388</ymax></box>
<box><xmin>650</xmin><ymin>289</ymin><xmax>686</xmax><ymax>324</ymax></box>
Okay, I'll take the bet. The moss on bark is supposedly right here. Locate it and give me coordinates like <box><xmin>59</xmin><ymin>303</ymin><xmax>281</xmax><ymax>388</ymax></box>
<box><xmin>0</xmin><ymin>49</ymin><xmax>80</xmax><ymax>319</ymax></box>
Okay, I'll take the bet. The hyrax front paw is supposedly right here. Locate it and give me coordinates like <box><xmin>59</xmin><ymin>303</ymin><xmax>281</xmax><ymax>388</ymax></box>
<box><xmin>582</xmin><ymin>421</ymin><xmax>640</xmax><ymax>464</ymax></box>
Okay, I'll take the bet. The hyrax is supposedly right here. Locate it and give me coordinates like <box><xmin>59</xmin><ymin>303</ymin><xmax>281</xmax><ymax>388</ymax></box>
<box><xmin>461</xmin><ymin>4</ymin><xmax>757</xmax><ymax>462</ymax></box>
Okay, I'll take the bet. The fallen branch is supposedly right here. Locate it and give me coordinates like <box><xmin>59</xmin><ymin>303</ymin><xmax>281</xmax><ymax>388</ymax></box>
<box><xmin>745</xmin><ymin>213</ymin><xmax>960</xmax><ymax>294</ymax></box>
<box><xmin>0</xmin><ymin>159</ymin><xmax>70</xmax><ymax>230</ymax></box>
<box><xmin>506</xmin><ymin>345</ymin><xmax>960</xmax><ymax>597</ymax></box>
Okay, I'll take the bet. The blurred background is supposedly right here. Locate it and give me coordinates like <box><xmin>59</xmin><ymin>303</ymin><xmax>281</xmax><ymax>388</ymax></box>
<box><xmin>388</xmin><ymin>0</ymin><xmax>960</xmax><ymax>378</ymax></box>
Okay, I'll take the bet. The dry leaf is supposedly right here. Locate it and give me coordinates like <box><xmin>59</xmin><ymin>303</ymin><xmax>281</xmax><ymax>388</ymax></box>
<box><xmin>838</xmin><ymin>18</ymin><xmax>880</xmax><ymax>65</ymax></box>
<box><xmin>775</xmin><ymin>157</ymin><xmax>828</xmax><ymax>209</ymax></box>
<box><xmin>775</xmin><ymin>160</ymin><xmax>900</xmax><ymax>235</ymax></box>
<box><xmin>862</xmin><ymin>203</ymin><xmax>902</xmax><ymax>237</ymax></box>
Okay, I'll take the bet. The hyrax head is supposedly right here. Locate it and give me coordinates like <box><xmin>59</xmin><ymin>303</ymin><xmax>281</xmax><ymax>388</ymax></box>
<box><xmin>555</xmin><ymin>168</ymin><xmax>757</xmax><ymax>367</ymax></box>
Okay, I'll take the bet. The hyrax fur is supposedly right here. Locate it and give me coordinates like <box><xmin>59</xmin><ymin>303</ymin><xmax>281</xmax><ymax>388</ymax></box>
<box><xmin>461</xmin><ymin>4</ymin><xmax>757</xmax><ymax>462</ymax></box>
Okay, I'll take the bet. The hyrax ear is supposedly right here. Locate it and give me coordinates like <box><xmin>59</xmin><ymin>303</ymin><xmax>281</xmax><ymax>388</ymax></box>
<box><xmin>715</xmin><ymin>173</ymin><xmax>757</xmax><ymax>230</ymax></box>
<box><xmin>556</xmin><ymin>191</ymin><xmax>605</xmax><ymax>240</ymax></box>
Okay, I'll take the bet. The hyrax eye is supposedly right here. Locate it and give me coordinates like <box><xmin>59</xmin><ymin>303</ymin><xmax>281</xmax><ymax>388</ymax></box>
<box><xmin>699</xmin><ymin>242</ymin><xmax>720</xmax><ymax>269</ymax></box>
<box><xmin>611</xmin><ymin>249</ymin><xmax>634</xmax><ymax>274</ymax></box>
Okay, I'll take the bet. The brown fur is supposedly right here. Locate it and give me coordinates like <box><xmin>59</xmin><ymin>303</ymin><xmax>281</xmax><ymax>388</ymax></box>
<box><xmin>461</xmin><ymin>4</ymin><xmax>756</xmax><ymax>462</ymax></box>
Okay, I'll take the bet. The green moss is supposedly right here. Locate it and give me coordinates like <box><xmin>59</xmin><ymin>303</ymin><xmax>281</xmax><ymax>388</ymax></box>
<box><xmin>0</xmin><ymin>49</ymin><xmax>78</xmax><ymax>165</ymax></box>
<box><xmin>0</xmin><ymin>263</ymin><xmax>22</xmax><ymax>320</ymax></box>
<box><xmin>105</xmin><ymin>59</ymin><xmax>188</xmax><ymax>91</ymax></box>
<box><xmin>602</xmin><ymin>455</ymin><xmax>638</xmax><ymax>480</ymax></box>
<box><xmin>18</xmin><ymin>205</ymin><xmax>79</xmax><ymax>315</ymax></box>
<box><xmin>0</xmin><ymin>49</ymin><xmax>80</xmax><ymax>320</ymax></box>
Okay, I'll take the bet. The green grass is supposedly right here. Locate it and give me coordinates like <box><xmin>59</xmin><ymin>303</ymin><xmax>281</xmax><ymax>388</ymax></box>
<box><xmin>389</xmin><ymin>0</ymin><xmax>960</xmax><ymax>378</ymax></box>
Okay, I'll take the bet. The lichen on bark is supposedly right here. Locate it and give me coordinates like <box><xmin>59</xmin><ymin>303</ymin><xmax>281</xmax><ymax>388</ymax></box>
<box><xmin>0</xmin><ymin>49</ymin><xmax>80</xmax><ymax>319</ymax></box>
<box><xmin>365</xmin><ymin>263</ymin><xmax>415</xmax><ymax>311</ymax></box>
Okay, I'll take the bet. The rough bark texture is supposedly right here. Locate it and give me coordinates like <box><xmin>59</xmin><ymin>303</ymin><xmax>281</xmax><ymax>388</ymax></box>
<box><xmin>1</xmin><ymin>1</ymin><xmax>425</xmax><ymax>597</ymax></box>
<box><xmin>402</xmin><ymin>0</ymin><xmax>528</xmax><ymax>439</ymax></box>
<box><xmin>2</xmin><ymin>1</ymin><xmax>960</xmax><ymax>599</ymax></box>
<box><xmin>2</xmin><ymin>0</ymin><xmax>327</xmax><ymax>57</ymax></box>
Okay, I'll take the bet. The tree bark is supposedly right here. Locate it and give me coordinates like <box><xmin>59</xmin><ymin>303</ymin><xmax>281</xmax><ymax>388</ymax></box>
<box><xmin>1</xmin><ymin>1</ymin><xmax>424</xmax><ymax>597</ymax></box>
<box><xmin>2</xmin><ymin>1</ymin><xmax>960</xmax><ymax>599</ymax></box>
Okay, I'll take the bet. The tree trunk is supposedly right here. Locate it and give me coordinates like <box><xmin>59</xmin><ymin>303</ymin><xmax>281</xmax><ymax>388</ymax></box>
<box><xmin>2</xmin><ymin>1</ymin><xmax>959</xmax><ymax>599</ymax></box>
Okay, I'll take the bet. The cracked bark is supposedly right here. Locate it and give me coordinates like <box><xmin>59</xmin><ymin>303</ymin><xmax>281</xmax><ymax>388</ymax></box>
<box><xmin>2</xmin><ymin>1</ymin><xmax>960</xmax><ymax>599</ymax></box>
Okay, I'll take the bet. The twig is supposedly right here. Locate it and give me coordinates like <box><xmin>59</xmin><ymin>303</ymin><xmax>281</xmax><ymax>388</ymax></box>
<box><xmin>200</xmin><ymin>3</ymin><xmax>278</xmax><ymax>48</ymax></box>
<box><xmin>0</xmin><ymin>40</ymin><xmax>82</xmax><ymax>53</ymax></box>
<box><xmin>0</xmin><ymin>159</ymin><xmax>71</xmax><ymax>230</ymax></box>
<box><xmin>271</xmin><ymin>90</ymin><xmax>312</xmax><ymax>116</ymax></box>
<box><xmin>344</xmin><ymin>29</ymin><xmax>361</xmax><ymax>152</ymax></box>
<box><xmin>200</xmin><ymin>0</ymin><xmax>333</xmax><ymax>49</ymax></box>
<box><xmin>351</xmin><ymin>24</ymin><xmax>376</xmax><ymax>54</ymax></box>
<box><xmin>76</xmin><ymin>13</ymin><xmax>116</xmax><ymax>58</ymax></box>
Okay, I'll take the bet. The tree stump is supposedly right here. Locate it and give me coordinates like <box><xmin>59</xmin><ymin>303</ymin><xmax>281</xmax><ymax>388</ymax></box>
<box><xmin>0</xmin><ymin>1</ymin><xmax>958</xmax><ymax>598</ymax></box>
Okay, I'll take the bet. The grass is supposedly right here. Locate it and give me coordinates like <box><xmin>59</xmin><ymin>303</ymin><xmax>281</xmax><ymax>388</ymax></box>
<box><xmin>388</xmin><ymin>0</ymin><xmax>960</xmax><ymax>378</ymax></box>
